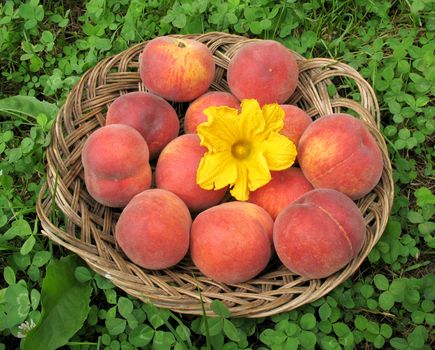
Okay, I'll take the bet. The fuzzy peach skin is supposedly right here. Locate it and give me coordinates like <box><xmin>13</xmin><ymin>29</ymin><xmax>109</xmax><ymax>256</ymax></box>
<box><xmin>82</xmin><ymin>124</ymin><xmax>152</xmax><ymax>207</ymax></box>
<box><xmin>298</xmin><ymin>113</ymin><xmax>383</xmax><ymax>200</ymax></box>
<box><xmin>115</xmin><ymin>189</ymin><xmax>192</xmax><ymax>270</ymax></box>
<box><xmin>139</xmin><ymin>36</ymin><xmax>215</xmax><ymax>102</ymax></box>
<box><xmin>183</xmin><ymin>91</ymin><xmax>240</xmax><ymax>133</ymax></box>
<box><xmin>273</xmin><ymin>188</ymin><xmax>366</xmax><ymax>279</ymax></box>
<box><xmin>190</xmin><ymin>201</ymin><xmax>272</xmax><ymax>284</ymax></box>
<box><xmin>155</xmin><ymin>134</ymin><xmax>227</xmax><ymax>212</ymax></box>
<box><xmin>212</xmin><ymin>201</ymin><xmax>274</xmax><ymax>244</ymax></box>
<box><xmin>227</xmin><ymin>40</ymin><xmax>299</xmax><ymax>105</ymax></box>
<box><xmin>280</xmin><ymin>105</ymin><xmax>312</xmax><ymax>146</ymax></box>
<box><xmin>248</xmin><ymin>168</ymin><xmax>314</xmax><ymax>220</ymax></box>
<box><xmin>106</xmin><ymin>91</ymin><xmax>179</xmax><ymax>159</ymax></box>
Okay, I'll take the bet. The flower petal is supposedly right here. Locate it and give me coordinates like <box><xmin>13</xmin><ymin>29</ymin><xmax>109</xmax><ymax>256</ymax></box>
<box><xmin>245</xmin><ymin>152</ymin><xmax>272</xmax><ymax>191</ymax></box>
<box><xmin>197</xmin><ymin>106</ymin><xmax>240</xmax><ymax>152</ymax></box>
<box><xmin>238</xmin><ymin>99</ymin><xmax>265</xmax><ymax>140</ymax></box>
<box><xmin>230</xmin><ymin>163</ymin><xmax>250</xmax><ymax>201</ymax></box>
<box><xmin>262</xmin><ymin>103</ymin><xmax>285</xmax><ymax>135</ymax></box>
<box><xmin>262</xmin><ymin>132</ymin><xmax>297</xmax><ymax>170</ymax></box>
<box><xmin>197</xmin><ymin>151</ymin><xmax>237</xmax><ymax>190</ymax></box>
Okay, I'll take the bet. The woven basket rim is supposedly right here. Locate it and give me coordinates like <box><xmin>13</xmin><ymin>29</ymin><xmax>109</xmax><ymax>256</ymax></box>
<box><xmin>36</xmin><ymin>32</ymin><xmax>394</xmax><ymax>318</ymax></box>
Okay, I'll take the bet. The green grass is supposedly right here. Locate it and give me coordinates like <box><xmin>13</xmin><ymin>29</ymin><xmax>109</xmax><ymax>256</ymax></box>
<box><xmin>0</xmin><ymin>0</ymin><xmax>434</xmax><ymax>349</ymax></box>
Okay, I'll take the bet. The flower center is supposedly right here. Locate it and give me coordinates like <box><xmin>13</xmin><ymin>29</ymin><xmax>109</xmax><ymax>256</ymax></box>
<box><xmin>231</xmin><ymin>140</ymin><xmax>252</xmax><ymax>160</ymax></box>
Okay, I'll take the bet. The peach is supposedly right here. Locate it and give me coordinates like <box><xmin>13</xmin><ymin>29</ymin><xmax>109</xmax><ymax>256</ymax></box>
<box><xmin>106</xmin><ymin>91</ymin><xmax>179</xmax><ymax>159</ymax></box>
<box><xmin>211</xmin><ymin>201</ymin><xmax>273</xmax><ymax>244</ymax></box>
<box><xmin>227</xmin><ymin>40</ymin><xmax>299</xmax><ymax>105</ymax></box>
<box><xmin>82</xmin><ymin>124</ymin><xmax>152</xmax><ymax>207</ymax></box>
<box><xmin>280</xmin><ymin>105</ymin><xmax>312</xmax><ymax>146</ymax></box>
<box><xmin>273</xmin><ymin>188</ymin><xmax>366</xmax><ymax>279</ymax></box>
<box><xmin>248</xmin><ymin>168</ymin><xmax>314</xmax><ymax>219</ymax></box>
<box><xmin>115</xmin><ymin>189</ymin><xmax>191</xmax><ymax>270</ymax></box>
<box><xmin>155</xmin><ymin>134</ymin><xmax>226</xmax><ymax>212</ymax></box>
<box><xmin>190</xmin><ymin>202</ymin><xmax>272</xmax><ymax>284</ymax></box>
<box><xmin>184</xmin><ymin>91</ymin><xmax>240</xmax><ymax>133</ymax></box>
<box><xmin>298</xmin><ymin>113</ymin><xmax>383</xmax><ymax>200</ymax></box>
<box><xmin>139</xmin><ymin>36</ymin><xmax>215</xmax><ymax>102</ymax></box>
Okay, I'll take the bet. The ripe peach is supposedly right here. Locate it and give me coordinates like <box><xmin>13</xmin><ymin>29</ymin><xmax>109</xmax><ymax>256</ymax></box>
<box><xmin>115</xmin><ymin>189</ymin><xmax>192</xmax><ymax>270</ymax></box>
<box><xmin>227</xmin><ymin>40</ymin><xmax>299</xmax><ymax>105</ymax></box>
<box><xmin>106</xmin><ymin>91</ymin><xmax>179</xmax><ymax>159</ymax></box>
<box><xmin>298</xmin><ymin>113</ymin><xmax>383</xmax><ymax>200</ymax></box>
<box><xmin>184</xmin><ymin>91</ymin><xmax>240</xmax><ymax>133</ymax></box>
<box><xmin>280</xmin><ymin>105</ymin><xmax>312</xmax><ymax>146</ymax></box>
<box><xmin>82</xmin><ymin>124</ymin><xmax>152</xmax><ymax>207</ymax></box>
<box><xmin>139</xmin><ymin>36</ymin><xmax>215</xmax><ymax>102</ymax></box>
<box><xmin>190</xmin><ymin>202</ymin><xmax>272</xmax><ymax>284</ymax></box>
<box><xmin>248</xmin><ymin>168</ymin><xmax>314</xmax><ymax>219</ymax></box>
<box><xmin>211</xmin><ymin>201</ymin><xmax>273</xmax><ymax>244</ymax></box>
<box><xmin>155</xmin><ymin>134</ymin><xmax>227</xmax><ymax>212</ymax></box>
<box><xmin>273</xmin><ymin>188</ymin><xmax>366</xmax><ymax>279</ymax></box>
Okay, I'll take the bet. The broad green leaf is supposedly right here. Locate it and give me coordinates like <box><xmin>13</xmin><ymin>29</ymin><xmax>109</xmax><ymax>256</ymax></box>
<box><xmin>300</xmin><ymin>313</ymin><xmax>316</xmax><ymax>330</ymax></box>
<box><xmin>211</xmin><ymin>300</ymin><xmax>230</xmax><ymax>318</ymax></box>
<box><xmin>22</xmin><ymin>255</ymin><xmax>92</xmax><ymax>350</ymax></box>
<box><xmin>407</xmin><ymin>211</ymin><xmax>424</xmax><ymax>223</ymax></box>
<box><xmin>74</xmin><ymin>266</ymin><xmax>93</xmax><ymax>283</ymax></box>
<box><xmin>20</xmin><ymin>236</ymin><xmax>36</xmax><ymax>255</ymax></box>
<box><xmin>175</xmin><ymin>324</ymin><xmax>191</xmax><ymax>341</ymax></box>
<box><xmin>333</xmin><ymin>322</ymin><xmax>351</xmax><ymax>337</ymax></box>
<box><xmin>354</xmin><ymin>315</ymin><xmax>368</xmax><ymax>330</ymax></box>
<box><xmin>374</xmin><ymin>334</ymin><xmax>385</xmax><ymax>348</ymax></box>
<box><xmin>106</xmin><ymin>317</ymin><xmax>126</xmax><ymax>335</ymax></box>
<box><xmin>380</xmin><ymin>324</ymin><xmax>393</xmax><ymax>338</ymax></box>
<box><xmin>3</xmin><ymin>219</ymin><xmax>32</xmax><ymax>240</ymax></box>
<box><xmin>0</xmin><ymin>96</ymin><xmax>58</xmax><ymax>119</ymax></box>
<box><xmin>319</xmin><ymin>303</ymin><xmax>331</xmax><ymax>321</ymax></box>
<box><xmin>260</xmin><ymin>329</ymin><xmax>286</xmax><ymax>346</ymax></box>
<box><xmin>118</xmin><ymin>297</ymin><xmax>134</xmax><ymax>319</ymax></box>
<box><xmin>3</xmin><ymin>266</ymin><xmax>15</xmax><ymax>285</ymax></box>
<box><xmin>407</xmin><ymin>325</ymin><xmax>428</xmax><ymax>349</ymax></box>
<box><xmin>415</xmin><ymin>187</ymin><xmax>435</xmax><ymax>207</ymax></box>
<box><xmin>206</xmin><ymin>317</ymin><xmax>223</xmax><ymax>336</ymax></box>
<box><xmin>390</xmin><ymin>337</ymin><xmax>408</xmax><ymax>349</ymax></box>
<box><xmin>360</xmin><ymin>284</ymin><xmax>374</xmax><ymax>298</ymax></box>
<box><xmin>299</xmin><ymin>330</ymin><xmax>317</xmax><ymax>348</ymax></box>
<box><xmin>374</xmin><ymin>274</ymin><xmax>389</xmax><ymax>291</ymax></box>
<box><xmin>129</xmin><ymin>325</ymin><xmax>154</xmax><ymax>347</ymax></box>
<box><xmin>153</xmin><ymin>330</ymin><xmax>175</xmax><ymax>350</ymax></box>
<box><xmin>223</xmin><ymin>319</ymin><xmax>240</xmax><ymax>342</ymax></box>
<box><xmin>144</xmin><ymin>304</ymin><xmax>170</xmax><ymax>329</ymax></box>
<box><xmin>32</xmin><ymin>251</ymin><xmax>52</xmax><ymax>267</ymax></box>
<box><xmin>0</xmin><ymin>281</ymin><xmax>30</xmax><ymax>331</ymax></box>
<box><xmin>379</xmin><ymin>291</ymin><xmax>395</xmax><ymax>310</ymax></box>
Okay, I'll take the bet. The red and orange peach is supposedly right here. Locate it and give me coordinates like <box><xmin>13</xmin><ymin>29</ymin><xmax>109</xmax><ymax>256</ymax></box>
<box><xmin>139</xmin><ymin>36</ymin><xmax>215</xmax><ymax>102</ymax></box>
<box><xmin>280</xmin><ymin>105</ymin><xmax>312</xmax><ymax>146</ymax></box>
<box><xmin>184</xmin><ymin>91</ymin><xmax>240</xmax><ymax>133</ymax></box>
<box><xmin>106</xmin><ymin>91</ymin><xmax>179</xmax><ymax>158</ymax></box>
<box><xmin>298</xmin><ymin>113</ymin><xmax>383</xmax><ymax>200</ymax></box>
<box><xmin>116</xmin><ymin>189</ymin><xmax>191</xmax><ymax>270</ymax></box>
<box><xmin>227</xmin><ymin>40</ymin><xmax>299</xmax><ymax>105</ymax></box>
<box><xmin>81</xmin><ymin>124</ymin><xmax>152</xmax><ymax>208</ymax></box>
<box><xmin>273</xmin><ymin>188</ymin><xmax>366</xmax><ymax>279</ymax></box>
<box><xmin>248</xmin><ymin>168</ymin><xmax>314</xmax><ymax>219</ymax></box>
<box><xmin>155</xmin><ymin>134</ymin><xmax>227</xmax><ymax>212</ymax></box>
<box><xmin>190</xmin><ymin>201</ymin><xmax>272</xmax><ymax>284</ymax></box>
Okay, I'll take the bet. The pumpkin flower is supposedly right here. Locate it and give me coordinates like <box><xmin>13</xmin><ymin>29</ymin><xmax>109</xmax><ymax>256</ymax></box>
<box><xmin>196</xmin><ymin>99</ymin><xmax>297</xmax><ymax>201</ymax></box>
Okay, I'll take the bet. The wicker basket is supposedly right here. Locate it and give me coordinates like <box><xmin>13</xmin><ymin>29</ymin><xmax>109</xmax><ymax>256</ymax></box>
<box><xmin>36</xmin><ymin>32</ymin><xmax>394</xmax><ymax>318</ymax></box>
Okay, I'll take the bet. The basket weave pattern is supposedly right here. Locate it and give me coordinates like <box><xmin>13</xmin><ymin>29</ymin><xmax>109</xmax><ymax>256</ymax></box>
<box><xmin>37</xmin><ymin>33</ymin><xmax>394</xmax><ymax>317</ymax></box>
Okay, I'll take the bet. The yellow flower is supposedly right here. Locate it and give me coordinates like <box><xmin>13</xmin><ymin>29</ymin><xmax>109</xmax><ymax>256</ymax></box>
<box><xmin>196</xmin><ymin>99</ymin><xmax>297</xmax><ymax>201</ymax></box>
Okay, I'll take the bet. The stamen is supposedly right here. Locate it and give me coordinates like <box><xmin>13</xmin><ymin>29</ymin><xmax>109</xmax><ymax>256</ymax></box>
<box><xmin>231</xmin><ymin>140</ymin><xmax>251</xmax><ymax>159</ymax></box>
